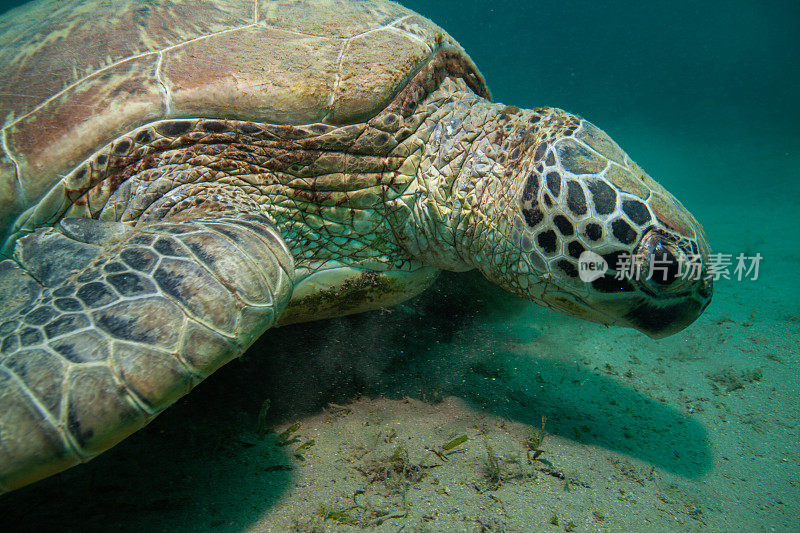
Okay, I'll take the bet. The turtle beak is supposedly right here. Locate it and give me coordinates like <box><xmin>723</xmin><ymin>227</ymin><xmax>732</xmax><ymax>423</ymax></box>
<box><xmin>624</xmin><ymin>296</ymin><xmax>710</xmax><ymax>338</ymax></box>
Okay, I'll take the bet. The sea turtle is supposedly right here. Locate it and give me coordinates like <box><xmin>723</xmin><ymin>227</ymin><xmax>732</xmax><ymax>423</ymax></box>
<box><xmin>0</xmin><ymin>0</ymin><xmax>712</xmax><ymax>493</ymax></box>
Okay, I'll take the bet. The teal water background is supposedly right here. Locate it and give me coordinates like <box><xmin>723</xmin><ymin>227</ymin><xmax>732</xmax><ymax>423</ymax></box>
<box><xmin>402</xmin><ymin>0</ymin><xmax>799</xmax><ymax>193</ymax></box>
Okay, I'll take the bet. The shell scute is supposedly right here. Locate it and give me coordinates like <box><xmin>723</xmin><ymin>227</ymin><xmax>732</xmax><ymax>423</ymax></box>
<box><xmin>0</xmin><ymin>0</ymin><xmax>487</xmax><ymax>237</ymax></box>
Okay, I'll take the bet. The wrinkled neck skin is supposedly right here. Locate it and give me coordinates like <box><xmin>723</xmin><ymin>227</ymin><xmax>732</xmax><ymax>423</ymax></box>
<box><xmin>397</xmin><ymin>78</ymin><xmax>559</xmax><ymax>284</ymax></box>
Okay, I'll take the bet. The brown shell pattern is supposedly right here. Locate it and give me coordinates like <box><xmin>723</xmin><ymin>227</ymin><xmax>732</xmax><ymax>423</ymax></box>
<box><xmin>0</xmin><ymin>0</ymin><xmax>488</xmax><ymax>235</ymax></box>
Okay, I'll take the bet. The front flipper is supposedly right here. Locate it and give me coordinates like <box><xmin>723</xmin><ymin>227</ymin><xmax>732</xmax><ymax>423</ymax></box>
<box><xmin>0</xmin><ymin>214</ymin><xmax>293</xmax><ymax>492</ymax></box>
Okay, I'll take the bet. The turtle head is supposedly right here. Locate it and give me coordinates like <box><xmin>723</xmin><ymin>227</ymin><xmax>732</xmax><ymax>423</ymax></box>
<box><xmin>475</xmin><ymin>109</ymin><xmax>713</xmax><ymax>338</ymax></box>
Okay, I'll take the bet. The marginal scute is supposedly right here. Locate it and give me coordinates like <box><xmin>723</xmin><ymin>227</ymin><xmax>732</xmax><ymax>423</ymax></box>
<box><xmin>179</xmin><ymin>231</ymin><xmax>272</xmax><ymax>305</ymax></box>
<box><xmin>179</xmin><ymin>322</ymin><xmax>236</xmax><ymax>377</ymax></box>
<box><xmin>0</xmin><ymin>368</ymin><xmax>76</xmax><ymax>491</ymax></box>
<box><xmin>66</xmin><ymin>365</ymin><xmax>147</xmax><ymax>454</ymax></box>
<box><xmin>112</xmin><ymin>341</ymin><xmax>192</xmax><ymax>411</ymax></box>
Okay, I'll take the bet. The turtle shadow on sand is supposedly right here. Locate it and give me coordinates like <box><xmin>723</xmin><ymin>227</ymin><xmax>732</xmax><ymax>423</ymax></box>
<box><xmin>0</xmin><ymin>271</ymin><xmax>711</xmax><ymax>531</ymax></box>
<box><xmin>253</xmin><ymin>270</ymin><xmax>711</xmax><ymax>478</ymax></box>
<box><xmin>355</xmin><ymin>271</ymin><xmax>711</xmax><ymax>479</ymax></box>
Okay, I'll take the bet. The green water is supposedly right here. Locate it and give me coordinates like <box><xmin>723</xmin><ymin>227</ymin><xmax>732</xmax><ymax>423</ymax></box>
<box><xmin>0</xmin><ymin>1</ymin><xmax>798</xmax><ymax>531</ymax></box>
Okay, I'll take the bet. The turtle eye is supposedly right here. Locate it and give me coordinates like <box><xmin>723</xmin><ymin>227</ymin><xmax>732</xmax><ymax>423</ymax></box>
<box><xmin>648</xmin><ymin>241</ymin><xmax>681</xmax><ymax>285</ymax></box>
